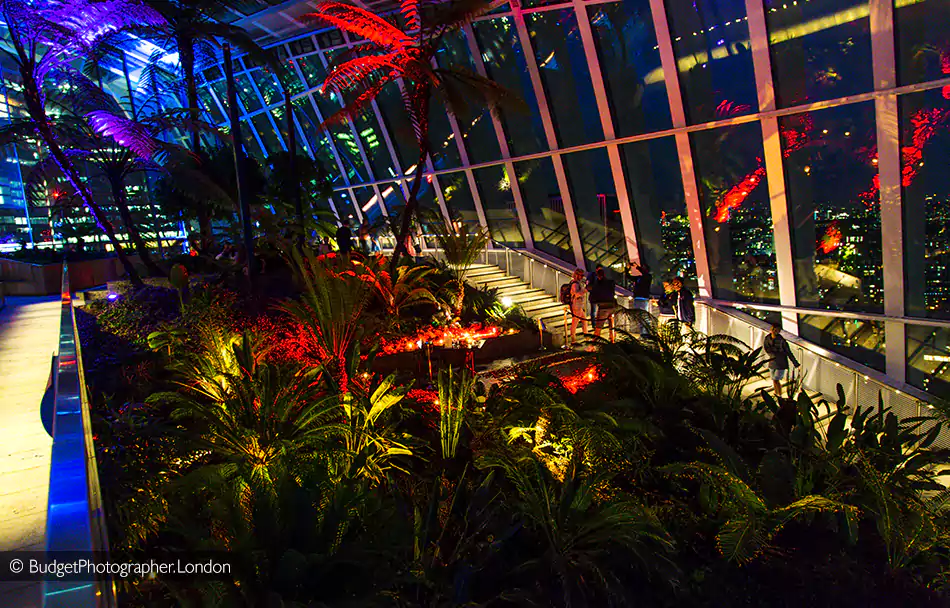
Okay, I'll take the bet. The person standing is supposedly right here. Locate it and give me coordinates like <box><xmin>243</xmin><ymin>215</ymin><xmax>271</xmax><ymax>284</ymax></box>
<box><xmin>631</xmin><ymin>262</ymin><xmax>652</xmax><ymax>335</ymax></box>
<box><xmin>358</xmin><ymin>220</ymin><xmax>372</xmax><ymax>254</ymax></box>
<box><xmin>763</xmin><ymin>323</ymin><xmax>800</xmax><ymax>399</ymax></box>
<box><xmin>589</xmin><ymin>267</ymin><xmax>616</xmax><ymax>339</ymax></box>
<box><xmin>567</xmin><ymin>268</ymin><xmax>588</xmax><ymax>346</ymax></box>
<box><xmin>669</xmin><ymin>277</ymin><xmax>694</xmax><ymax>329</ymax></box>
<box><xmin>586</xmin><ymin>264</ymin><xmax>602</xmax><ymax>323</ymax></box>
<box><xmin>335</xmin><ymin>222</ymin><xmax>353</xmax><ymax>255</ymax></box>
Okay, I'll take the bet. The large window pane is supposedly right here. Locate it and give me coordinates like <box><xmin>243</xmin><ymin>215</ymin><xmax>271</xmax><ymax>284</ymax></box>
<box><xmin>588</xmin><ymin>0</ymin><xmax>671</xmax><ymax>136</ymax></box>
<box><xmin>473</xmin><ymin>17</ymin><xmax>548</xmax><ymax>156</ymax></box>
<box><xmin>297</xmin><ymin>55</ymin><xmax>326</xmax><ymax>88</ymax></box>
<box><xmin>436</xmin><ymin>31</ymin><xmax>501</xmax><ymax>164</ymax></box>
<box><xmin>798</xmin><ymin>315</ymin><xmax>886</xmax><ymax>372</ymax></box>
<box><xmin>782</xmin><ymin>103</ymin><xmax>882</xmax><ymax>314</ymax></box>
<box><xmin>352</xmin><ymin>111</ymin><xmax>398</xmax><ymax>180</ymax></box>
<box><xmin>665</xmin><ymin>0</ymin><xmax>758</xmax><ymax>124</ymax></box>
<box><xmin>473</xmin><ymin>164</ymin><xmax>524</xmax><ymax>246</ymax></box>
<box><xmin>440</xmin><ymin>171</ymin><xmax>480</xmax><ymax>228</ymax></box>
<box><xmin>526</xmin><ymin>10</ymin><xmax>603</xmax><ymax>148</ymax></box>
<box><xmin>691</xmin><ymin>123</ymin><xmax>779</xmax><ymax>303</ymax></box>
<box><xmin>766</xmin><ymin>0</ymin><xmax>873</xmax><ymax>108</ymax></box>
<box><xmin>895</xmin><ymin>0</ymin><xmax>950</xmax><ymax>86</ymax></box>
<box><xmin>198</xmin><ymin>88</ymin><xmax>225</xmax><ymax>124</ymax></box>
<box><xmin>251</xmin><ymin>113</ymin><xmax>281</xmax><ymax>158</ymax></box>
<box><xmin>907</xmin><ymin>325</ymin><xmax>950</xmax><ymax>398</ymax></box>
<box><xmin>901</xmin><ymin>88</ymin><xmax>950</xmax><ymax>320</ymax></box>
<box><xmin>374</xmin><ymin>83</ymin><xmax>417</xmax><ymax>170</ymax></box>
<box><xmin>563</xmin><ymin>147</ymin><xmax>625</xmax><ymax>278</ymax></box>
<box><xmin>294</xmin><ymin>98</ymin><xmax>348</xmax><ymax>186</ymax></box>
<box><xmin>235</xmin><ymin>73</ymin><xmax>262</xmax><ymax>112</ymax></box>
<box><xmin>250</xmin><ymin>68</ymin><xmax>281</xmax><ymax>106</ymax></box>
<box><xmin>620</xmin><ymin>136</ymin><xmax>696</xmax><ymax>289</ymax></box>
<box><xmin>514</xmin><ymin>157</ymin><xmax>575</xmax><ymax>264</ymax></box>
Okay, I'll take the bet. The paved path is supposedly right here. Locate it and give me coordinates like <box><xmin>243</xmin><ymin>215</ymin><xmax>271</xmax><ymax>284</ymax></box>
<box><xmin>0</xmin><ymin>296</ymin><xmax>61</xmax><ymax>608</ymax></box>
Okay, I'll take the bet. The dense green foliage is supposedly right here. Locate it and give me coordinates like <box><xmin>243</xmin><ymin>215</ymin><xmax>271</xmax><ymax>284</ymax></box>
<box><xmin>77</xmin><ymin>250</ymin><xmax>950</xmax><ymax>608</ymax></box>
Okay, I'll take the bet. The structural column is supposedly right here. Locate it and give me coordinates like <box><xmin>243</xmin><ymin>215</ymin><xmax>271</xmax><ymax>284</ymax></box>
<box><xmin>463</xmin><ymin>23</ymin><xmax>534</xmax><ymax>248</ymax></box>
<box><xmin>745</xmin><ymin>0</ymin><xmax>799</xmax><ymax>335</ymax></box>
<box><xmin>870</xmin><ymin>0</ymin><xmax>907</xmax><ymax>382</ymax></box>
<box><xmin>571</xmin><ymin>0</ymin><xmax>641</xmax><ymax>268</ymax></box>
<box><xmin>647</xmin><ymin>0</ymin><xmax>712</xmax><ymax>297</ymax></box>
<box><xmin>512</xmin><ymin>7</ymin><xmax>585</xmax><ymax>269</ymax></box>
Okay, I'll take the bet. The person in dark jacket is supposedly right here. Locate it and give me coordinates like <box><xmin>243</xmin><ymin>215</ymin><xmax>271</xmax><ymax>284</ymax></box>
<box><xmin>335</xmin><ymin>222</ymin><xmax>353</xmax><ymax>255</ymax></box>
<box><xmin>669</xmin><ymin>277</ymin><xmax>694</xmax><ymax>328</ymax></box>
<box><xmin>763</xmin><ymin>322</ymin><xmax>800</xmax><ymax>398</ymax></box>
<box><xmin>630</xmin><ymin>262</ymin><xmax>652</xmax><ymax>335</ymax></box>
<box><xmin>588</xmin><ymin>267</ymin><xmax>616</xmax><ymax>338</ymax></box>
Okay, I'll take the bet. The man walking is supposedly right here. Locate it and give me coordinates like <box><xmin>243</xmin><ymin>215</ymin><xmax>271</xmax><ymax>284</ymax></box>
<box><xmin>335</xmin><ymin>221</ymin><xmax>353</xmax><ymax>255</ymax></box>
<box><xmin>763</xmin><ymin>322</ymin><xmax>800</xmax><ymax>399</ymax></box>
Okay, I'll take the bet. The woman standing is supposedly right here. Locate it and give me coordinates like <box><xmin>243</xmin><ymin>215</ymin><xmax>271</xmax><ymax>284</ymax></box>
<box><xmin>568</xmin><ymin>268</ymin><xmax>588</xmax><ymax>346</ymax></box>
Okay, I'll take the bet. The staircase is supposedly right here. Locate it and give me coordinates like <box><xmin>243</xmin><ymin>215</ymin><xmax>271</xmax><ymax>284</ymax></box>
<box><xmin>465</xmin><ymin>263</ymin><xmax>569</xmax><ymax>343</ymax></box>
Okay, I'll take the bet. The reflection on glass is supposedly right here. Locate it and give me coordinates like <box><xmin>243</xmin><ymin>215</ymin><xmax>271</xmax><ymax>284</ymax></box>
<box><xmin>352</xmin><ymin>186</ymin><xmax>374</xmax><ymax>223</ymax></box>
<box><xmin>562</xmin><ymin>148</ymin><xmax>625</xmax><ymax>278</ymax></box>
<box><xmin>895</xmin><ymin>0</ymin><xmax>950</xmax><ymax>86</ymax></box>
<box><xmin>907</xmin><ymin>325</ymin><xmax>950</xmax><ymax>398</ymax></box>
<box><xmin>198</xmin><ymin>89</ymin><xmax>225</xmax><ymax>124</ymax></box>
<box><xmin>436</xmin><ymin>32</ymin><xmax>501</xmax><ymax>164</ymax></box>
<box><xmin>240</xmin><ymin>123</ymin><xmax>265</xmax><ymax>161</ymax></box>
<box><xmin>901</xmin><ymin>88</ymin><xmax>950</xmax><ymax>320</ymax></box>
<box><xmin>664</xmin><ymin>0</ymin><xmax>758</xmax><ymax>124</ymax></box>
<box><xmin>526</xmin><ymin>10</ymin><xmax>603</xmax><ymax>148</ymax></box>
<box><xmin>234</xmin><ymin>73</ymin><xmax>262</xmax><ymax>112</ymax></box>
<box><xmin>766</xmin><ymin>0</ymin><xmax>872</xmax><ymax>108</ymax></box>
<box><xmin>294</xmin><ymin>99</ymin><xmax>349</xmax><ymax>185</ymax></box>
<box><xmin>297</xmin><ymin>55</ymin><xmax>326</xmax><ymax>88</ymax></box>
<box><xmin>251</xmin><ymin>113</ymin><xmax>281</xmax><ymax>158</ymax></box>
<box><xmin>514</xmin><ymin>157</ymin><xmax>575</xmax><ymax>264</ymax></box>
<box><xmin>473</xmin><ymin>164</ymin><xmax>524</xmax><ymax>246</ymax></box>
<box><xmin>473</xmin><ymin>17</ymin><xmax>547</xmax><ymax>156</ymax></box>
<box><xmin>588</xmin><ymin>0</ymin><xmax>671</xmax><ymax>136</ymax></box>
<box><xmin>691</xmin><ymin>123</ymin><xmax>779</xmax><ymax>303</ymax></box>
<box><xmin>799</xmin><ymin>315</ymin><xmax>886</xmax><ymax>372</ymax></box>
<box><xmin>250</xmin><ymin>69</ymin><xmax>281</xmax><ymax>106</ymax></box>
<box><xmin>782</xmin><ymin>103</ymin><xmax>882</xmax><ymax>313</ymax></box>
<box><xmin>620</xmin><ymin>137</ymin><xmax>696</xmax><ymax>289</ymax></box>
<box><xmin>352</xmin><ymin>110</ymin><xmax>397</xmax><ymax>180</ymax></box>
<box><xmin>440</xmin><ymin>172</ymin><xmax>480</xmax><ymax>228</ymax></box>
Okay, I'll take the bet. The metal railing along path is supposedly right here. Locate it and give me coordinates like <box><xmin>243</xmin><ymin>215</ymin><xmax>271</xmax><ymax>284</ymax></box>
<box><xmin>43</xmin><ymin>263</ymin><xmax>115</xmax><ymax>607</ymax></box>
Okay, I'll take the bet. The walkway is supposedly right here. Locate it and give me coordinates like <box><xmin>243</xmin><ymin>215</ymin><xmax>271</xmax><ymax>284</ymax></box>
<box><xmin>0</xmin><ymin>296</ymin><xmax>61</xmax><ymax>608</ymax></box>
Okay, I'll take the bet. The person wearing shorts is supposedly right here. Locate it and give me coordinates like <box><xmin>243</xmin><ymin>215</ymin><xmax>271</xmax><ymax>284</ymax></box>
<box><xmin>763</xmin><ymin>322</ymin><xmax>800</xmax><ymax>399</ymax></box>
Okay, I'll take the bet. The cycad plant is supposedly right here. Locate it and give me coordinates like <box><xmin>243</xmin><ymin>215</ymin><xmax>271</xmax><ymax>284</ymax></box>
<box><xmin>302</xmin><ymin>0</ymin><xmax>521</xmax><ymax>271</ymax></box>
<box><xmin>493</xmin><ymin>457</ymin><xmax>678</xmax><ymax>605</ymax></box>
<box><xmin>281</xmin><ymin>246</ymin><xmax>373</xmax><ymax>391</ymax></box>
<box><xmin>433</xmin><ymin>223</ymin><xmax>490</xmax><ymax>316</ymax></box>
<box><xmin>353</xmin><ymin>253</ymin><xmax>438</xmax><ymax>320</ymax></box>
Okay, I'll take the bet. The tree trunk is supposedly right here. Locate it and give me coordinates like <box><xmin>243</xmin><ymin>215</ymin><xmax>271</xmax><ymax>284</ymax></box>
<box><xmin>180</xmin><ymin>38</ymin><xmax>212</xmax><ymax>250</ymax></box>
<box><xmin>389</xmin><ymin>150</ymin><xmax>429</xmax><ymax>275</ymax></box>
<box><xmin>108</xmin><ymin>171</ymin><xmax>164</xmax><ymax>277</ymax></box>
<box><xmin>19</xmin><ymin>74</ymin><xmax>142</xmax><ymax>286</ymax></box>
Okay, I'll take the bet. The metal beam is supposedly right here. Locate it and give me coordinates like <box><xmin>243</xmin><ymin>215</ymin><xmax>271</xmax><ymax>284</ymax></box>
<box><xmin>512</xmin><ymin>7</ymin><xmax>585</xmax><ymax>269</ymax></box>
<box><xmin>648</xmin><ymin>0</ymin><xmax>712</xmax><ymax>297</ymax></box>
<box><xmin>746</xmin><ymin>0</ymin><xmax>799</xmax><ymax>334</ymax></box>
<box><xmin>870</xmin><ymin>0</ymin><xmax>906</xmax><ymax>382</ymax></box>
<box><xmin>462</xmin><ymin>23</ymin><xmax>533</xmax><ymax>248</ymax></box>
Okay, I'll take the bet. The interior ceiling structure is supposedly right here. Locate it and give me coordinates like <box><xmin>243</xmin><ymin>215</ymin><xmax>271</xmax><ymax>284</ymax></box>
<box><xmin>230</xmin><ymin>0</ymin><xmax>406</xmax><ymax>45</ymax></box>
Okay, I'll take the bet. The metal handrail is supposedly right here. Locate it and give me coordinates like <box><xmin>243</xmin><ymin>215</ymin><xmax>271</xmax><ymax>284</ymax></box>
<box><xmin>44</xmin><ymin>262</ymin><xmax>116</xmax><ymax>607</ymax></box>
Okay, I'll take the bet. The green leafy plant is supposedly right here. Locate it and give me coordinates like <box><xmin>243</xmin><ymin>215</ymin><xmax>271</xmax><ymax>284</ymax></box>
<box><xmin>438</xmin><ymin>366</ymin><xmax>475</xmax><ymax>460</ymax></box>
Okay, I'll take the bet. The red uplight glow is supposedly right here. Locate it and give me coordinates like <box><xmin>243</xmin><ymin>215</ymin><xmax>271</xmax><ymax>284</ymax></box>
<box><xmin>560</xmin><ymin>364</ymin><xmax>601</xmax><ymax>394</ymax></box>
<box><xmin>380</xmin><ymin>324</ymin><xmax>504</xmax><ymax>355</ymax></box>
<box><xmin>819</xmin><ymin>222</ymin><xmax>842</xmax><ymax>254</ymax></box>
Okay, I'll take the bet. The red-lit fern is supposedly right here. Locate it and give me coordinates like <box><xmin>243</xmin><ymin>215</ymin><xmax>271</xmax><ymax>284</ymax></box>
<box><xmin>303</xmin><ymin>0</ymin><xmax>521</xmax><ymax>271</ymax></box>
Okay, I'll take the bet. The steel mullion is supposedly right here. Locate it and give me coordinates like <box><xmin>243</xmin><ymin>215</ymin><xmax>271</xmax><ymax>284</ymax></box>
<box><xmin>512</xmin><ymin>7</ymin><xmax>585</xmax><ymax>269</ymax></box>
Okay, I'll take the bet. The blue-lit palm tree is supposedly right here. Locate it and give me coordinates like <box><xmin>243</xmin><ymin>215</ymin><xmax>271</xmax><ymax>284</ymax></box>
<box><xmin>0</xmin><ymin>0</ymin><xmax>167</xmax><ymax>285</ymax></box>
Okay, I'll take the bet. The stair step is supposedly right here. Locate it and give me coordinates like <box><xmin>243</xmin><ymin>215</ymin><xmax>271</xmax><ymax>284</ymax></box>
<box><xmin>521</xmin><ymin>299</ymin><xmax>562</xmax><ymax>313</ymax></box>
<box><xmin>466</xmin><ymin>266</ymin><xmax>504</xmax><ymax>277</ymax></box>
<box><xmin>496</xmin><ymin>284</ymin><xmax>540</xmax><ymax>296</ymax></box>
<box><xmin>478</xmin><ymin>277</ymin><xmax>525</xmax><ymax>288</ymax></box>
<box><xmin>508</xmin><ymin>290</ymin><xmax>551</xmax><ymax>304</ymax></box>
<box><xmin>534</xmin><ymin>307</ymin><xmax>569</xmax><ymax>321</ymax></box>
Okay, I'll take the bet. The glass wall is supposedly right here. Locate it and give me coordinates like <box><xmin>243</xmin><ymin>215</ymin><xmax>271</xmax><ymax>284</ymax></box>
<box><xmin>765</xmin><ymin>0</ymin><xmax>873</xmax><ymax>108</ymax></box>
<box><xmin>620</xmin><ymin>136</ymin><xmax>695</xmax><ymax>289</ymax></box>
<box><xmin>191</xmin><ymin>0</ymin><xmax>950</xmax><ymax>392</ymax></box>
<box><xmin>691</xmin><ymin>123</ymin><xmax>778</xmax><ymax>303</ymax></box>
<box><xmin>473</xmin><ymin>164</ymin><xmax>524</xmax><ymax>246</ymax></box>
<box><xmin>664</xmin><ymin>0</ymin><xmax>758</xmax><ymax>124</ymax></box>
<box><xmin>562</xmin><ymin>147</ymin><xmax>625</xmax><ymax>278</ymax></box>
<box><xmin>588</xmin><ymin>0</ymin><xmax>671</xmax><ymax>136</ymax></box>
